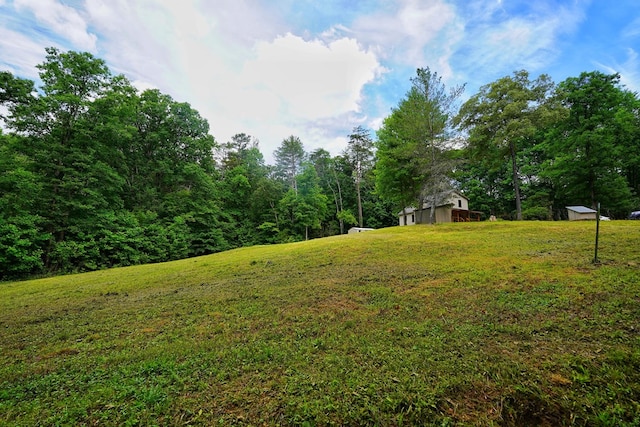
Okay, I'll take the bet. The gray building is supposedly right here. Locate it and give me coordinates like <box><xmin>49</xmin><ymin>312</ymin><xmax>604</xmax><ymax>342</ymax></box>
<box><xmin>566</xmin><ymin>206</ymin><xmax>597</xmax><ymax>221</ymax></box>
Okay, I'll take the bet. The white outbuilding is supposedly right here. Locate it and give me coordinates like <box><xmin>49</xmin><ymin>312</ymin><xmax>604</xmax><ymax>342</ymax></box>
<box><xmin>566</xmin><ymin>206</ymin><xmax>597</xmax><ymax>221</ymax></box>
<box><xmin>348</xmin><ymin>227</ymin><xmax>375</xmax><ymax>234</ymax></box>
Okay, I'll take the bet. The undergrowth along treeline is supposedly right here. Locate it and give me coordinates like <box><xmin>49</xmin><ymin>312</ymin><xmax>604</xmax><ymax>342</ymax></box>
<box><xmin>2</xmin><ymin>48</ymin><xmax>640</xmax><ymax>279</ymax></box>
<box><xmin>1</xmin><ymin>221</ymin><xmax>639</xmax><ymax>425</ymax></box>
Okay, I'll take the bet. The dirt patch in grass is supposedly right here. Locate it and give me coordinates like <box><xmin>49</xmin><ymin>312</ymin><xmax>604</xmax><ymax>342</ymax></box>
<box><xmin>499</xmin><ymin>387</ymin><xmax>572</xmax><ymax>426</ymax></box>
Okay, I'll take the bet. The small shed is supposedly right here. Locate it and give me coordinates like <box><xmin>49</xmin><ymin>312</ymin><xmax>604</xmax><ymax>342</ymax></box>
<box><xmin>566</xmin><ymin>206</ymin><xmax>597</xmax><ymax>221</ymax></box>
<box><xmin>348</xmin><ymin>227</ymin><xmax>375</xmax><ymax>234</ymax></box>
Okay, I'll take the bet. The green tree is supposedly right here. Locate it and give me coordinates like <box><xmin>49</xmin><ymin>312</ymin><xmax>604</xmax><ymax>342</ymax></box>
<box><xmin>309</xmin><ymin>148</ymin><xmax>349</xmax><ymax>234</ymax></box>
<box><xmin>455</xmin><ymin>70</ymin><xmax>555</xmax><ymax>220</ymax></box>
<box><xmin>542</xmin><ymin>71</ymin><xmax>637</xmax><ymax>217</ymax></box>
<box><xmin>252</xmin><ymin>171</ymin><xmax>286</xmax><ymax>242</ymax></box>
<box><xmin>279</xmin><ymin>163</ymin><xmax>328</xmax><ymax>240</ymax></box>
<box><xmin>376</xmin><ymin>68</ymin><xmax>464</xmax><ymax>223</ymax></box>
<box><xmin>218</xmin><ymin>133</ymin><xmax>259</xmax><ymax>171</ymax></box>
<box><xmin>135</xmin><ymin>91</ymin><xmax>224</xmax><ymax>254</ymax></box>
<box><xmin>7</xmin><ymin>48</ymin><xmax>123</xmax><ymax>270</ymax></box>
<box><xmin>0</xmin><ymin>133</ymin><xmax>48</xmax><ymax>278</ymax></box>
<box><xmin>274</xmin><ymin>135</ymin><xmax>306</xmax><ymax>192</ymax></box>
<box><xmin>217</xmin><ymin>134</ymin><xmax>281</xmax><ymax>245</ymax></box>
<box><xmin>346</xmin><ymin>126</ymin><xmax>374</xmax><ymax>227</ymax></box>
<box><xmin>126</xmin><ymin>89</ymin><xmax>217</xmax><ymax>211</ymax></box>
<box><xmin>452</xmin><ymin>148</ymin><xmax>511</xmax><ymax>219</ymax></box>
<box><xmin>2</xmin><ymin>48</ymin><xmax>228</xmax><ymax>275</ymax></box>
<box><xmin>0</xmin><ymin>71</ymin><xmax>35</xmax><ymax>123</ymax></box>
<box><xmin>617</xmin><ymin>91</ymin><xmax>640</xmax><ymax>201</ymax></box>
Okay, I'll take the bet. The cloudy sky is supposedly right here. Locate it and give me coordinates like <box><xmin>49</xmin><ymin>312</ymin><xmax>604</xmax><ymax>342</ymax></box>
<box><xmin>1</xmin><ymin>0</ymin><xmax>639</xmax><ymax>163</ymax></box>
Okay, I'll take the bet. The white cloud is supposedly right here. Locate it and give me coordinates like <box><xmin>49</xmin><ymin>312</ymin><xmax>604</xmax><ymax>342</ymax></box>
<box><xmin>79</xmin><ymin>1</ymin><xmax>282</xmax><ymax>158</ymax></box>
<box><xmin>10</xmin><ymin>0</ymin><xmax>623</xmax><ymax>164</ymax></box>
<box><xmin>596</xmin><ymin>48</ymin><xmax>640</xmax><ymax>92</ymax></box>
<box><xmin>84</xmin><ymin>0</ymin><xmax>179</xmax><ymax>93</ymax></box>
<box><xmin>619</xmin><ymin>49</ymin><xmax>640</xmax><ymax>92</ymax></box>
<box><xmin>622</xmin><ymin>16</ymin><xmax>640</xmax><ymax>39</ymax></box>
<box><xmin>3</xmin><ymin>0</ymin><xmax>464</xmax><ymax>161</ymax></box>
<box><xmin>241</xmin><ymin>34</ymin><xmax>382</xmax><ymax>120</ymax></box>
<box><xmin>0</xmin><ymin>26</ymin><xmax>48</xmax><ymax>78</ymax></box>
<box><xmin>1</xmin><ymin>0</ymin><xmax>588</xmax><ymax>163</ymax></box>
<box><xmin>14</xmin><ymin>0</ymin><xmax>97</xmax><ymax>51</ymax></box>
<box><xmin>84</xmin><ymin>1</ymin><xmax>385</xmax><ymax>160</ymax></box>
<box><xmin>197</xmin><ymin>0</ymin><xmax>288</xmax><ymax>47</ymax></box>
<box><xmin>351</xmin><ymin>0</ymin><xmax>461</xmax><ymax>71</ymax></box>
<box><xmin>199</xmin><ymin>33</ymin><xmax>384</xmax><ymax>160</ymax></box>
<box><xmin>315</xmin><ymin>0</ymin><xmax>465</xmax><ymax>147</ymax></box>
<box><xmin>452</xmin><ymin>1</ymin><xmax>586</xmax><ymax>89</ymax></box>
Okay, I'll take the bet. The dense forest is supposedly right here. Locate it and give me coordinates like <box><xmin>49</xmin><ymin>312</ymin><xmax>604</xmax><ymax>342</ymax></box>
<box><xmin>1</xmin><ymin>48</ymin><xmax>639</xmax><ymax>279</ymax></box>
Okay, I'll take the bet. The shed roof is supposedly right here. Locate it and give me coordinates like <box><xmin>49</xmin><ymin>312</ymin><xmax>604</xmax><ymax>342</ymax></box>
<box><xmin>399</xmin><ymin>190</ymin><xmax>469</xmax><ymax>216</ymax></box>
<box><xmin>566</xmin><ymin>206</ymin><xmax>596</xmax><ymax>214</ymax></box>
<box><xmin>398</xmin><ymin>207</ymin><xmax>417</xmax><ymax>215</ymax></box>
<box><xmin>423</xmin><ymin>190</ymin><xmax>468</xmax><ymax>209</ymax></box>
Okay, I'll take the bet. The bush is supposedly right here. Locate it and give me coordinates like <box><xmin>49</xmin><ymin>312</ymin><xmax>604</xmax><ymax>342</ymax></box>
<box><xmin>522</xmin><ymin>206</ymin><xmax>551</xmax><ymax>220</ymax></box>
<box><xmin>0</xmin><ymin>215</ymin><xmax>47</xmax><ymax>279</ymax></box>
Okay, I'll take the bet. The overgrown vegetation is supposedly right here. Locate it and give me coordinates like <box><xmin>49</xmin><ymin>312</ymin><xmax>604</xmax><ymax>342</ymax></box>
<box><xmin>1</xmin><ymin>221</ymin><xmax>638</xmax><ymax>425</ymax></box>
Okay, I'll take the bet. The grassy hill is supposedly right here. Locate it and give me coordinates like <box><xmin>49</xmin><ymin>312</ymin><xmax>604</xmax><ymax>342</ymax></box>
<box><xmin>1</xmin><ymin>221</ymin><xmax>639</xmax><ymax>426</ymax></box>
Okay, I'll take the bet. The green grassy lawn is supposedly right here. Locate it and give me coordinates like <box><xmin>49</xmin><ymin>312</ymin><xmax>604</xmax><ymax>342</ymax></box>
<box><xmin>1</xmin><ymin>221</ymin><xmax>639</xmax><ymax>426</ymax></box>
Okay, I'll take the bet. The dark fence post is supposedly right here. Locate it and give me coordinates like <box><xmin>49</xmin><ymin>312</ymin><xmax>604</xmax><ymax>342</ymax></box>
<box><xmin>593</xmin><ymin>202</ymin><xmax>601</xmax><ymax>264</ymax></box>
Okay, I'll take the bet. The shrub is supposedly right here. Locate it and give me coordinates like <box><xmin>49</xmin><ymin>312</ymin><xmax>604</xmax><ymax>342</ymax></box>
<box><xmin>522</xmin><ymin>206</ymin><xmax>551</xmax><ymax>220</ymax></box>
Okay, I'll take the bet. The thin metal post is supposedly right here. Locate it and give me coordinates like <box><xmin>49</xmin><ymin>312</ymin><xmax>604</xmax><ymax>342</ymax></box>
<box><xmin>594</xmin><ymin>202</ymin><xmax>600</xmax><ymax>264</ymax></box>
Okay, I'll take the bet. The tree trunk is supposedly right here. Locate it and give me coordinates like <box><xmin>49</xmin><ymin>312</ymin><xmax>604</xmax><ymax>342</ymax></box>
<box><xmin>270</xmin><ymin>201</ymin><xmax>279</xmax><ymax>228</ymax></box>
<box><xmin>331</xmin><ymin>191</ymin><xmax>343</xmax><ymax>234</ymax></box>
<box><xmin>334</xmin><ymin>168</ymin><xmax>345</xmax><ymax>234</ymax></box>
<box><xmin>416</xmin><ymin>197</ymin><xmax>426</xmax><ymax>224</ymax></box>
<box><xmin>356</xmin><ymin>179</ymin><xmax>363</xmax><ymax>227</ymax></box>
<box><xmin>429</xmin><ymin>193</ymin><xmax>437</xmax><ymax>224</ymax></box>
<box><xmin>427</xmin><ymin>143</ymin><xmax>440</xmax><ymax>224</ymax></box>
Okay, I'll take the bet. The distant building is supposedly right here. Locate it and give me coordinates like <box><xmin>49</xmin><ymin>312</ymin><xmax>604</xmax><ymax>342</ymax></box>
<box><xmin>566</xmin><ymin>206</ymin><xmax>597</xmax><ymax>221</ymax></box>
<box><xmin>348</xmin><ymin>227</ymin><xmax>375</xmax><ymax>234</ymax></box>
<box><xmin>398</xmin><ymin>190</ymin><xmax>482</xmax><ymax>225</ymax></box>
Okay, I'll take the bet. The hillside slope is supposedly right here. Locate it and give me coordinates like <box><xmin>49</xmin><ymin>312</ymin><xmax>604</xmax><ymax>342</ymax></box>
<box><xmin>1</xmin><ymin>222</ymin><xmax>639</xmax><ymax>425</ymax></box>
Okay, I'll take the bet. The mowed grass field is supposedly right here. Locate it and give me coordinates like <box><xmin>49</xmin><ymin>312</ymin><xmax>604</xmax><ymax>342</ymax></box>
<box><xmin>1</xmin><ymin>221</ymin><xmax>639</xmax><ymax>426</ymax></box>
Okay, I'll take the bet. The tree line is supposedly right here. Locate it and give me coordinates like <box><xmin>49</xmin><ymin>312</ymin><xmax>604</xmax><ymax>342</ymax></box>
<box><xmin>1</xmin><ymin>48</ymin><xmax>639</xmax><ymax>279</ymax></box>
<box><xmin>376</xmin><ymin>68</ymin><xmax>639</xmax><ymax>222</ymax></box>
<box><xmin>0</xmin><ymin>48</ymin><xmax>396</xmax><ymax>279</ymax></box>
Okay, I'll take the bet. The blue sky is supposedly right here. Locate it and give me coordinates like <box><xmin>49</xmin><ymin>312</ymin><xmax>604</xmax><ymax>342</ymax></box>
<box><xmin>1</xmin><ymin>0</ymin><xmax>639</xmax><ymax>163</ymax></box>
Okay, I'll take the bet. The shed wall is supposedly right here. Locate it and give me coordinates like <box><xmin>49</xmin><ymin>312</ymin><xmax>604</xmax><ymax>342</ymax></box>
<box><xmin>420</xmin><ymin>206</ymin><xmax>452</xmax><ymax>224</ymax></box>
<box><xmin>568</xmin><ymin>211</ymin><xmax>596</xmax><ymax>221</ymax></box>
<box><xmin>399</xmin><ymin>212</ymin><xmax>416</xmax><ymax>226</ymax></box>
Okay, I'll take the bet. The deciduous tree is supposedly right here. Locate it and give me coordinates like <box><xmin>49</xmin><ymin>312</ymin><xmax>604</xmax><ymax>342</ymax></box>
<box><xmin>542</xmin><ymin>71</ymin><xmax>637</xmax><ymax>217</ymax></box>
<box><xmin>346</xmin><ymin>126</ymin><xmax>374</xmax><ymax>227</ymax></box>
<box><xmin>274</xmin><ymin>135</ymin><xmax>306</xmax><ymax>192</ymax></box>
<box><xmin>376</xmin><ymin>68</ymin><xmax>464</xmax><ymax>223</ymax></box>
<box><xmin>455</xmin><ymin>70</ymin><xmax>554</xmax><ymax>220</ymax></box>
<box><xmin>279</xmin><ymin>163</ymin><xmax>328</xmax><ymax>240</ymax></box>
